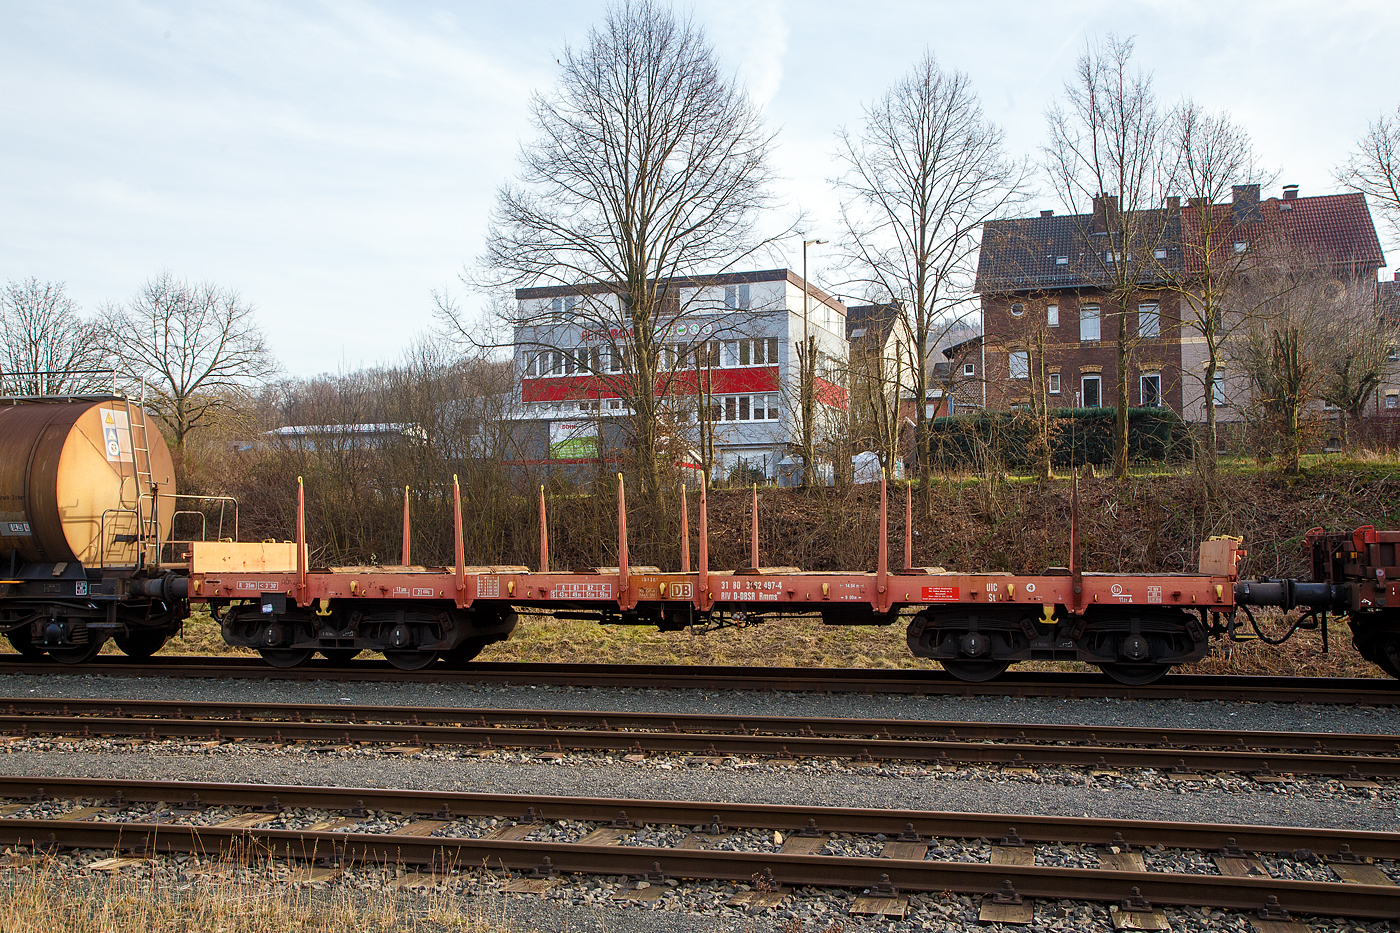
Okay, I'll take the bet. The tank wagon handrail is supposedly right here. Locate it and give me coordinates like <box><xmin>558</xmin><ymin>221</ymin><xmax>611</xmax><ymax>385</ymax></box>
<box><xmin>97</xmin><ymin>507</ymin><xmax>142</xmax><ymax>570</ymax></box>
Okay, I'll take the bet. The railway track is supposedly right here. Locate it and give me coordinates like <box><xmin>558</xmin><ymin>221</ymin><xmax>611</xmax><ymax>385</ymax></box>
<box><xmin>4</xmin><ymin>696</ymin><xmax>1398</xmax><ymax>778</ymax></box>
<box><xmin>1</xmin><ymin>776</ymin><xmax>1397</xmax><ymax>921</ymax></box>
<box><xmin>1</xmin><ymin>655</ymin><xmax>1397</xmax><ymax>704</ymax></box>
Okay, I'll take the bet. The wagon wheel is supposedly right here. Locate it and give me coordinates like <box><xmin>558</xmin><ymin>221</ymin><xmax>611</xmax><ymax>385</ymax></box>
<box><xmin>6</xmin><ymin>630</ymin><xmax>48</xmax><ymax>660</ymax></box>
<box><xmin>319</xmin><ymin>649</ymin><xmax>362</xmax><ymax>664</ymax></box>
<box><xmin>383</xmin><ymin>650</ymin><xmax>439</xmax><ymax>671</ymax></box>
<box><xmin>939</xmin><ymin>659</ymin><xmax>1009</xmax><ymax>683</ymax></box>
<box><xmin>1378</xmin><ymin>638</ymin><xmax>1400</xmax><ymax>680</ymax></box>
<box><xmin>258</xmin><ymin>648</ymin><xmax>314</xmax><ymax>669</ymax></box>
<box><xmin>441</xmin><ymin>637</ymin><xmax>489</xmax><ymax>669</ymax></box>
<box><xmin>114</xmin><ymin>631</ymin><xmax>169</xmax><ymax>659</ymax></box>
<box><xmin>47</xmin><ymin>638</ymin><xmax>107</xmax><ymax>665</ymax></box>
<box><xmin>1096</xmin><ymin>663</ymin><xmax>1170</xmax><ymax>686</ymax></box>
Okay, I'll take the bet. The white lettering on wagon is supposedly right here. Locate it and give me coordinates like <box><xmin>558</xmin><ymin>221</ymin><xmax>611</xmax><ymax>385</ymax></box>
<box><xmin>477</xmin><ymin>576</ymin><xmax>500</xmax><ymax>598</ymax></box>
<box><xmin>1146</xmin><ymin>585</ymin><xmax>1162</xmax><ymax>603</ymax></box>
<box><xmin>412</xmin><ymin>587</ymin><xmax>435</xmax><ymax>597</ymax></box>
<box><xmin>551</xmin><ymin>582</ymin><xmax>613</xmax><ymax>599</ymax></box>
<box><xmin>1110</xmin><ymin>583</ymin><xmax>1134</xmax><ymax>603</ymax></box>
<box><xmin>235</xmin><ymin>581</ymin><xmax>282</xmax><ymax>592</ymax></box>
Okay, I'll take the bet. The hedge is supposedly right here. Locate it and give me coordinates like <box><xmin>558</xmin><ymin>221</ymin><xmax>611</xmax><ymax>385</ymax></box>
<box><xmin>925</xmin><ymin>407</ymin><xmax>1193</xmax><ymax>469</ymax></box>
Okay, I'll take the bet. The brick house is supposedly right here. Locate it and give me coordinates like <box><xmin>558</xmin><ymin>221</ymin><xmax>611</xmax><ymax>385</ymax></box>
<box><xmin>974</xmin><ymin>195</ymin><xmax>1184</xmax><ymax>414</ymax></box>
<box><xmin>976</xmin><ymin>186</ymin><xmax>1386</xmax><ymax>425</ymax></box>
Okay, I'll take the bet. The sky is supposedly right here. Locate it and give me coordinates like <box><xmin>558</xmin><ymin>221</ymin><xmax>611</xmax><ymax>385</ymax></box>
<box><xmin>4</xmin><ymin>0</ymin><xmax>1399</xmax><ymax>378</ymax></box>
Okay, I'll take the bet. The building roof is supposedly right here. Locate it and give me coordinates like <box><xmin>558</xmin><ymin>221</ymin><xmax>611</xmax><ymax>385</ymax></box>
<box><xmin>1380</xmin><ymin>277</ymin><xmax>1400</xmax><ymax>321</ymax></box>
<box><xmin>845</xmin><ymin>303</ymin><xmax>901</xmax><ymax>345</ymax></box>
<box><xmin>1179</xmin><ymin>191</ymin><xmax>1385</xmax><ymax>274</ymax></box>
<box><xmin>515</xmin><ymin>268</ymin><xmax>848</xmax><ymax>315</ymax></box>
<box><xmin>975</xmin><ymin>205</ymin><xmax>1181</xmax><ymax>294</ymax></box>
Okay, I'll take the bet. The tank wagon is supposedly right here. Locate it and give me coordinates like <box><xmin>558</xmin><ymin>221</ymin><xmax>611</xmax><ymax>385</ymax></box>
<box><xmin>0</xmin><ymin>395</ymin><xmax>226</xmax><ymax>662</ymax></box>
<box><xmin>4</xmin><ymin>392</ymin><xmax>1397</xmax><ymax>683</ymax></box>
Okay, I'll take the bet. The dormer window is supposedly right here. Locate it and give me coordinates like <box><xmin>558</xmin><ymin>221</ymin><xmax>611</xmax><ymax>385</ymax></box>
<box><xmin>1233</xmin><ymin>241</ymin><xmax>1248</xmax><ymax>254</ymax></box>
<box><xmin>1055</xmin><ymin>256</ymin><xmax>1068</xmax><ymax>265</ymax></box>
<box><xmin>1154</xmin><ymin>249</ymin><xmax>1167</xmax><ymax>260</ymax></box>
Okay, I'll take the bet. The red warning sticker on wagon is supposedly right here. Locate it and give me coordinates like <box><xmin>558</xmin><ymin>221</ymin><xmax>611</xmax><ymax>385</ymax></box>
<box><xmin>921</xmin><ymin>586</ymin><xmax>959</xmax><ymax>601</ymax></box>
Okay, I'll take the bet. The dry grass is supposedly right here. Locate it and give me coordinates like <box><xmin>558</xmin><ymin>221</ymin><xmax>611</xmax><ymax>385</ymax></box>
<box><xmin>0</xmin><ymin>856</ymin><xmax>502</xmax><ymax>933</ymax></box>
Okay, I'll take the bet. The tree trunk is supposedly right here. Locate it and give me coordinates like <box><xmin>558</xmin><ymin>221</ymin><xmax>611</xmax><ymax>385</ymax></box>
<box><xmin>1113</xmin><ymin>304</ymin><xmax>1130</xmax><ymax>478</ymax></box>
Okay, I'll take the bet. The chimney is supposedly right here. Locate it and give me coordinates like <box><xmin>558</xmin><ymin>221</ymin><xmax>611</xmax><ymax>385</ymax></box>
<box><xmin>1040</xmin><ymin>210</ymin><xmax>1054</xmax><ymax>218</ymax></box>
<box><xmin>1232</xmin><ymin>184</ymin><xmax>1261</xmax><ymax>222</ymax></box>
<box><xmin>1092</xmin><ymin>194</ymin><xmax>1119</xmax><ymax>234</ymax></box>
<box><xmin>1166</xmin><ymin>196</ymin><xmax>1180</xmax><ymax>213</ymax></box>
<box><xmin>1283</xmin><ymin>184</ymin><xmax>1299</xmax><ymax>200</ymax></box>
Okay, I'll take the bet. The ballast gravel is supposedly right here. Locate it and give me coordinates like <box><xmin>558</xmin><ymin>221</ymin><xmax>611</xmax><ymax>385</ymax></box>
<box><xmin>1</xmin><ymin>669</ymin><xmax>1398</xmax><ymax>735</ymax></box>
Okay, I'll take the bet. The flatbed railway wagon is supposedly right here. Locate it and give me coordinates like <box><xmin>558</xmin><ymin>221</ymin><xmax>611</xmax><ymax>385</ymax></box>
<box><xmin>189</xmin><ymin>473</ymin><xmax>1380</xmax><ymax>685</ymax></box>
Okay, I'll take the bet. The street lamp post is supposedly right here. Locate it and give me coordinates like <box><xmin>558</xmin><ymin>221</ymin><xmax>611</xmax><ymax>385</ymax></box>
<box><xmin>800</xmin><ymin>238</ymin><xmax>827</xmax><ymax>488</ymax></box>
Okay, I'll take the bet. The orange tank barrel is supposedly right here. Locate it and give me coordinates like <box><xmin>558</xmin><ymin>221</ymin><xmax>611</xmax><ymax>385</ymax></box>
<box><xmin>0</xmin><ymin>398</ymin><xmax>176</xmax><ymax>567</ymax></box>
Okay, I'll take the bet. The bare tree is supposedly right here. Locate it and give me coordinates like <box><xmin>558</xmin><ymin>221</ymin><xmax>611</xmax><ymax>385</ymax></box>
<box><xmin>833</xmin><ymin>52</ymin><xmax>1025</xmax><ymax>486</ymax></box>
<box><xmin>1316</xmin><ymin>273</ymin><xmax>1399</xmax><ymax>449</ymax></box>
<box><xmin>1163</xmin><ymin>101</ymin><xmax>1270</xmax><ymax>471</ymax></box>
<box><xmin>1043</xmin><ymin>35</ymin><xmax>1174</xmax><ymax>478</ymax></box>
<box><xmin>0</xmin><ymin>279</ymin><xmax>107</xmax><ymax>395</ymax></box>
<box><xmin>1230</xmin><ymin>251</ymin><xmax>1375</xmax><ymax>473</ymax></box>
<box><xmin>100</xmin><ymin>272</ymin><xmax>277</xmax><ymax>452</ymax></box>
<box><xmin>456</xmin><ymin>0</ymin><xmax>783</xmax><ymax>506</ymax></box>
<box><xmin>1336</xmin><ymin>103</ymin><xmax>1400</xmax><ymax>244</ymax></box>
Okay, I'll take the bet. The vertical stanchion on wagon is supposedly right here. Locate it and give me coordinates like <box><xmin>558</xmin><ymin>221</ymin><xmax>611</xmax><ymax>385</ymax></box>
<box><xmin>679</xmin><ymin>485</ymin><xmax>690</xmax><ymax>574</ymax></box>
<box><xmin>538</xmin><ymin>485</ymin><xmax>549</xmax><ymax>574</ymax></box>
<box><xmin>750</xmin><ymin>484</ymin><xmax>760</xmax><ymax>570</ymax></box>
<box><xmin>903</xmin><ymin>482</ymin><xmax>913</xmax><ymax>573</ymax></box>
<box><xmin>617</xmin><ymin>474</ymin><xmax>629</xmax><ymax>604</ymax></box>
<box><xmin>452</xmin><ymin>474</ymin><xmax>466</xmax><ymax>608</ymax></box>
<box><xmin>295</xmin><ymin>476</ymin><xmax>307</xmax><ymax>605</ymax></box>
<box><xmin>698</xmin><ymin>475</ymin><xmax>710</xmax><ymax>609</ymax></box>
<box><xmin>401</xmin><ymin>485</ymin><xmax>411</xmax><ymax>567</ymax></box>
<box><xmin>876</xmin><ymin>469</ymin><xmax>888</xmax><ymax>612</ymax></box>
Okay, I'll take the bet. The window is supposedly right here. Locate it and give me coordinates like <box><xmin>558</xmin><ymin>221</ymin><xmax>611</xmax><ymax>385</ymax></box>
<box><xmin>1047</xmin><ymin>304</ymin><xmax>1059</xmax><ymax>327</ymax></box>
<box><xmin>609</xmin><ymin>346</ymin><xmax>627</xmax><ymax>373</ymax></box>
<box><xmin>1154</xmin><ymin>248</ymin><xmax>1167</xmax><ymax>260</ymax></box>
<box><xmin>724</xmin><ymin>397</ymin><xmax>737</xmax><ymax>421</ymax></box>
<box><xmin>735</xmin><ymin>337</ymin><xmax>779</xmax><ymax>366</ymax></box>
<box><xmin>1388</xmin><ymin>346</ymin><xmax>1399</xmax><ymax>363</ymax></box>
<box><xmin>1212</xmin><ymin>372</ymin><xmax>1226</xmax><ymax>406</ymax></box>
<box><xmin>1081</xmin><ymin>375</ymin><xmax>1101</xmax><ymax>408</ymax></box>
<box><xmin>1104</xmin><ymin>250</ymin><xmax>1121</xmax><ymax>264</ymax></box>
<box><xmin>1080</xmin><ymin>304</ymin><xmax>1100</xmax><ymax>342</ymax></box>
<box><xmin>524</xmin><ymin>352</ymin><xmax>539</xmax><ymax>377</ymax></box>
<box><xmin>1010</xmin><ymin>302</ymin><xmax>1026</xmax><ymax>317</ymax></box>
<box><xmin>766</xmin><ymin>394</ymin><xmax>779</xmax><ymax>419</ymax></box>
<box><xmin>550</xmin><ymin>296</ymin><xmax>578</xmax><ymax>315</ymax></box>
<box><xmin>1138</xmin><ymin>302</ymin><xmax>1160</xmax><ymax>338</ymax></box>
<box><xmin>1055</xmin><ymin>256</ymin><xmax>1068</xmax><ymax>265</ymax></box>
<box><xmin>697</xmin><ymin>341</ymin><xmax>720</xmax><ymax>367</ymax></box>
<box><xmin>724</xmin><ymin>284</ymin><xmax>751</xmax><ymax>310</ymax></box>
<box><xmin>1388</xmin><ymin>393</ymin><xmax>1398</xmax><ymax>410</ymax></box>
<box><xmin>1233</xmin><ymin>241</ymin><xmax>1248</xmax><ymax>254</ymax></box>
<box><xmin>1009</xmin><ymin>350</ymin><xmax>1029</xmax><ymax>379</ymax></box>
<box><xmin>1049</xmin><ymin>372</ymin><xmax>1060</xmax><ymax>395</ymax></box>
<box><xmin>1140</xmin><ymin>372</ymin><xmax>1161</xmax><ymax>408</ymax></box>
<box><xmin>963</xmin><ymin>363</ymin><xmax>975</xmax><ymax>377</ymax></box>
<box><xmin>739</xmin><ymin>396</ymin><xmax>751</xmax><ymax>420</ymax></box>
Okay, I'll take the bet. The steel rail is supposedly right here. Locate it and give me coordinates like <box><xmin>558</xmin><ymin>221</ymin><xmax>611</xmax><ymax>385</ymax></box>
<box><xmin>1</xmin><ymin>776</ymin><xmax>1396</xmax><ymax>861</ymax></box>
<box><xmin>0</xmin><ymin>656</ymin><xmax>1396</xmax><ymax>704</ymax></box>
<box><xmin>3</xmin><ymin>703</ymin><xmax>1398</xmax><ymax>777</ymax></box>
<box><xmin>5</xmin><ymin>696</ymin><xmax>1399</xmax><ymax>754</ymax></box>
<box><xmin>2</xmin><ymin>790</ymin><xmax>1399</xmax><ymax>919</ymax></box>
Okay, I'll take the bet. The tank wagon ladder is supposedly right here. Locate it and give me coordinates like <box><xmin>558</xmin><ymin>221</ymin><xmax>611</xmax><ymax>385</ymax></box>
<box><xmin>122</xmin><ymin>387</ymin><xmax>158</xmax><ymax>570</ymax></box>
